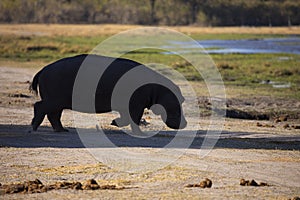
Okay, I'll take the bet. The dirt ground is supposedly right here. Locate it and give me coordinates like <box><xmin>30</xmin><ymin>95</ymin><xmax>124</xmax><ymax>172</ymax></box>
<box><xmin>0</xmin><ymin>66</ymin><xmax>300</xmax><ymax>199</ymax></box>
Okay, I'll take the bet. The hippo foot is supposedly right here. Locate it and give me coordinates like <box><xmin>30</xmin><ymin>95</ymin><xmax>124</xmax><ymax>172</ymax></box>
<box><xmin>54</xmin><ymin>128</ymin><xmax>69</xmax><ymax>132</ymax></box>
<box><xmin>111</xmin><ymin>117</ymin><xmax>130</xmax><ymax>127</ymax></box>
<box><xmin>31</xmin><ymin>126</ymin><xmax>38</xmax><ymax>132</ymax></box>
<box><xmin>111</xmin><ymin>120</ymin><xmax>118</xmax><ymax>127</ymax></box>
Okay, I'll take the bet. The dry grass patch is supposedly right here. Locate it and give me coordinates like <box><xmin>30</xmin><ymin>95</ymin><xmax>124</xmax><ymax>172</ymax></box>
<box><xmin>37</xmin><ymin>163</ymin><xmax>112</xmax><ymax>176</ymax></box>
<box><xmin>0</xmin><ymin>24</ymin><xmax>299</xmax><ymax>36</ymax></box>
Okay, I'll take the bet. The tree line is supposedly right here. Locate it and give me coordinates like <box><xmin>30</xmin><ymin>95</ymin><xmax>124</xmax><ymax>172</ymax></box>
<box><xmin>0</xmin><ymin>0</ymin><xmax>299</xmax><ymax>26</ymax></box>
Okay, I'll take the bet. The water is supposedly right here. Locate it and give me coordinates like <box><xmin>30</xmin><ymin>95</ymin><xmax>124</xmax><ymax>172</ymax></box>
<box><xmin>164</xmin><ymin>37</ymin><xmax>300</xmax><ymax>55</ymax></box>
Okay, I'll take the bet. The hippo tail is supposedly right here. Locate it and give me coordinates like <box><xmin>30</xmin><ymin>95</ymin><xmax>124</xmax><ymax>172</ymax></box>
<box><xmin>29</xmin><ymin>70</ymin><xmax>42</xmax><ymax>95</ymax></box>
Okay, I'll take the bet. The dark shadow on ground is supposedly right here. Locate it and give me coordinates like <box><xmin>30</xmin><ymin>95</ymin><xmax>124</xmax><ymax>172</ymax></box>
<box><xmin>0</xmin><ymin>124</ymin><xmax>299</xmax><ymax>150</ymax></box>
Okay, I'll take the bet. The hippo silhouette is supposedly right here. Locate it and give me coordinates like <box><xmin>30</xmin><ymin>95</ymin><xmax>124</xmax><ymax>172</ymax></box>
<box><xmin>30</xmin><ymin>54</ymin><xmax>187</xmax><ymax>133</ymax></box>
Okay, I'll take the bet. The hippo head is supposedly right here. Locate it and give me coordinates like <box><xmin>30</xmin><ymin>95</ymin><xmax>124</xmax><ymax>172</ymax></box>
<box><xmin>151</xmin><ymin>85</ymin><xmax>187</xmax><ymax>129</ymax></box>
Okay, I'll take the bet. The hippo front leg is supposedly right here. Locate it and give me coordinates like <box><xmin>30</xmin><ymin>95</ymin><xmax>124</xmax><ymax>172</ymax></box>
<box><xmin>129</xmin><ymin>105</ymin><xmax>145</xmax><ymax>137</ymax></box>
<box><xmin>111</xmin><ymin>112</ymin><xmax>130</xmax><ymax>127</ymax></box>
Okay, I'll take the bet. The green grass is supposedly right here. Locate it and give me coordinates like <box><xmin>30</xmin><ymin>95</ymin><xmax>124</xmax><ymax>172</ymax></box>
<box><xmin>0</xmin><ymin>33</ymin><xmax>299</xmax><ymax>100</ymax></box>
<box><xmin>212</xmin><ymin>53</ymin><xmax>300</xmax><ymax>84</ymax></box>
<box><xmin>0</xmin><ymin>35</ymin><xmax>106</xmax><ymax>63</ymax></box>
<box><xmin>190</xmin><ymin>34</ymin><xmax>287</xmax><ymax>40</ymax></box>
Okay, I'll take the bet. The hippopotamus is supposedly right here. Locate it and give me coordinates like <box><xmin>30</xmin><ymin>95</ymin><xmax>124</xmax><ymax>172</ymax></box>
<box><xmin>30</xmin><ymin>54</ymin><xmax>187</xmax><ymax>133</ymax></box>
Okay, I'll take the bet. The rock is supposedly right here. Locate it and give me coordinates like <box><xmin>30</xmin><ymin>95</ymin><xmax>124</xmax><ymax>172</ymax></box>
<box><xmin>240</xmin><ymin>179</ymin><xmax>269</xmax><ymax>187</ymax></box>
<box><xmin>72</xmin><ymin>182</ymin><xmax>82</xmax><ymax>190</ymax></box>
<box><xmin>292</xmin><ymin>125</ymin><xmax>300</xmax><ymax>129</ymax></box>
<box><xmin>33</xmin><ymin>179</ymin><xmax>42</xmax><ymax>185</ymax></box>
<box><xmin>86</xmin><ymin>179</ymin><xmax>98</xmax><ymax>185</ymax></box>
<box><xmin>283</xmin><ymin>123</ymin><xmax>290</xmax><ymax>129</ymax></box>
<box><xmin>199</xmin><ymin>181</ymin><xmax>207</xmax><ymax>188</ymax></box>
<box><xmin>186</xmin><ymin>178</ymin><xmax>212</xmax><ymax>188</ymax></box>
<box><xmin>0</xmin><ymin>189</ymin><xmax>5</xmax><ymax>195</ymax></box>
<box><xmin>82</xmin><ymin>184</ymin><xmax>99</xmax><ymax>190</ymax></box>
<box><xmin>274</xmin><ymin>115</ymin><xmax>288</xmax><ymax>123</ymax></box>
<box><xmin>40</xmin><ymin>186</ymin><xmax>48</xmax><ymax>193</ymax></box>
<box><xmin>0</xmin><ymin>179</ymin><xmax>124</xmax><ymax>194</ymax></box>
<box><xmin>274</xmin><ymin>118</ymin><xmax>281</xmax><ymax>123</ymax></box>
<box><xmin>256</xmin><ymin>122</ymin><xmax>263</xmax><ymax>127</ymax></box>
<box><xmin>5</xmin><ymin>184</ymin><xmax>25</xmax><ymax>194</ymax></box>
<box><xmin>83</xmin><ymin>179</ymin><xmax>100</xmax><ymax>190</ymax></box>
<box><xmin>240</xmin><ymin>179</ymin><xmax>248</xmax><ymax>186</ymax></box>
<box><xmin>249</xmin><ymin>180</ymin><xmax>258</xmax><ymax>186</ymax></box>
<box><xmin>49</xmin><ymin>181</ymin><xmax>82</xmax><ymax>190</ymax></box>
<box><xmin>0</xmin><ymin>179</ymin><xmax>47</xmax><ymax>194</ymax></box>
<box><xmin>90</xmin><ymin>184</ymin><xmax>100</xmax><ymax>190</ymax></box>
<box><xmin>100</xmin><ymin>185</ymin><xmax>117</xmax><ymax>190</ymax></box>
<box><xmin>185</xmin><ymin>184</ymin><xmax>198</xmax><ymax>187</ymax></box>
<box><xmin>25</xmin><ymin>179</ymin><xmax>45</xmax><ymax>194</ymax></box>
<box><xmin>279</xmin><ymin>115</ymin><xmax>288</xmax><ymax>122</ymax></box>
<box><xmin>205</xmin><ymin>178</ymin><xmax>212</xmax><ymax>188</ymax></box>
<box><xmin>256</xmin><ymin>122</ymin><xmax>275</xmax><ymax>128</ymax></box>
<box><xmin>55</xmin><ymin>182</ymin><xmax>66</xmax><ymax>189</ymax></box>
<box><xmin>259</xmin><ymin>182</ymin><xmax>269</xmax><ymax>186</ymax></box>
<box><xmin>47</xmin><ymin>184</ymin><xmax>57</xmax><ymax>190</ymax></box>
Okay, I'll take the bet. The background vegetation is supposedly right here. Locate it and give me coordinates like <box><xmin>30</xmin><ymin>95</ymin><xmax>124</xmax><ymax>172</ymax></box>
<box><xmin>1</xmin><ymin>0</ymin><xmax>299</xmax><ymax>26</ymax></box>
<box><xmin>0</xmin><ymin>25</ymin><xmax>299</xmax><ymax>100</ymax></box>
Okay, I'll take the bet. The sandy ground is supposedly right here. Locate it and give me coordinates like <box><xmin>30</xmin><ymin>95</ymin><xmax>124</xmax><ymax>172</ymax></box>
<box><xmin>0</xmin><ymin>66</ymin><xmax>300</xmax><ymax>199</ymax></box>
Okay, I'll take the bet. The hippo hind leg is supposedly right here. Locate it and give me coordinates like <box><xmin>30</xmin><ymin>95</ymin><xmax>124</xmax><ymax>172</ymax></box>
<box><xmin>31</xmin><ymin>101</ymin><xmax>67</xmax><ymax>132</ymax></box>
<box><xmin>31</xmin><ymin>101</ymin><xmax>46</xmax><ymax>131</ymax></box>
<box><xmin>47</xmin><ymin>110</ymin><xmax>68</xmax><ymax>132</ymax></box>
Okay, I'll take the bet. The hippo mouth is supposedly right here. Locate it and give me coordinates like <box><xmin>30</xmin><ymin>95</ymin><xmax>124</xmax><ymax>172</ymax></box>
<box><xmin>166</xmin><ymin>117</ymin><xmax>187</xmax><ymax>129</ymax></box>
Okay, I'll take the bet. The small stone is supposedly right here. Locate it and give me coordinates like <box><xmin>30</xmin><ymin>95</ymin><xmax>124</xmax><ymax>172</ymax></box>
<box><xmin>72</xmin><ymin>182</ymin><xmax>82</xmax><ymax>190</ymax></box>
<box><xmin>55</xmin><ymin>182</ymin><xmax>64</xmax><ymax>189</ymax></box>
<box><xmin>0</xmin><ymin>189</ymin><xmax>5</xmax><ymax>195</ymax></box>
<box><xmin>185</xmin><ymin>184</ymin><xmax>197</xmax><ymax>187</ymax></box>
<box><xmin>90</xmin><ymin>184</ymin><xmax>100</xmax><ymax>190</ymax></box>
<box><xmin>292</xmin><ymin>197</ymin><xmax>300</xmax><ymax>200</ymax></box>
<box><xmin>292</xmin><ymin>125</ymin><xmax>300</xmax><ymax>129</ymax></box>
<box><xmin>6</xmin><ymin>184</ymin><xmax>25</xmax><ymax>194</ymax></box>
<box><xmin>86</xmin><ymin>179</ymin><xmax>98</xmax><ymax>185</ymax></box>
<box><xmin>33</xmin><ymin>179</ymin><xmax>42</xmax><ymax>185</ymax></box>
<box><xmin>283</xmin><ymin>123</ymin><xmax>290</xmax><ymax>129</ymax></box>
<box><xmin>274</xmin><ymin>118</ymin><xmax>281</xmax><ymax>123</ymax></box>
<box><xmin>199</xmin><ymin>181</ymin><xmax>207</xmax><ymax>188</ymax></box>
<box><xmin>47</xmin><ymin>184</ymin><xmax>56</xmax><ymax>190</ymax></box>
<box><xmin>249</xmin><ymin>179</ymin><xmax>258</xmax><ymax>186</ymax></box>
<box><xmin>40</xmin><ymin>186</ymin><xmax>48</xmax><ymax>193</ymax></box>
<box><xmin>259</xmin><ymin>182</ymin><xmax>269</xmax><ymax>186</ymax></box>
<box><xmin>279</xmin><ymin>115</ymin><xmax>288</xmax><ymax>122</ymax></box>
<box><xmin>83</xmin><ymin>179</ymin><xmax>99</xmax><ymax>190</ymax></box>
<box><xmin>186</xmin><ymin>178</ymin><xmax>212</xmax><ymax>188</ymax></box>
<box><xmin>205</xmin><ymin>178</ymin><xmax>212</xmax><ymax>188</ymax></box>
<box><xmin>240</xmin><ymin>179</ymin><xmax>247</xmax><ymax>186</ymax></box>
<box><xmin>256</xmin><ymin>122</ymin><xmax>262</xmax><ymax>127</ymax></box>
<box><xmin>100</xmin><ymin>184</ymin><xmax>116</xmax><ymax>190</ymax></box>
